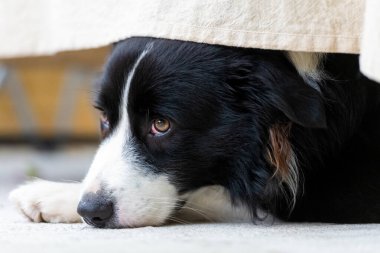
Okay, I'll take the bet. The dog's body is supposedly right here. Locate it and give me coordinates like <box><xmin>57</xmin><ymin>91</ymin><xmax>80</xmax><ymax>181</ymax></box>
<box><xmin>10</xmin><ymin>38</ymin><xmax>380</xmax><ymax>227</ymax></box>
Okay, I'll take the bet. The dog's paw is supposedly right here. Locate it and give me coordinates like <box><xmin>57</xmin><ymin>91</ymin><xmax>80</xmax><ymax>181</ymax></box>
<box><xmin>9</xmin><ymin>180</ymin><xmax>82</xmax><ymax>223</ymax></box>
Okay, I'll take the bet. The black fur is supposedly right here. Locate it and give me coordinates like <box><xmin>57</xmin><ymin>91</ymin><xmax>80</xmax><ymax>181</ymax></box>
<box><xmin>96</xmin><ymin>37</ymin><xmax>380</xmax><ymax>223</ymax></box>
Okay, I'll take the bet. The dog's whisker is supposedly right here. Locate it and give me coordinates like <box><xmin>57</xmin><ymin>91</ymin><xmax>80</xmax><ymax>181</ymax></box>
<box><xmin>165</xmin><ymin>216</ymin><xmax>190</xmax><ymax>225</ymax></box>
<box><xmin>179</xmin><ymin>206</ymin><xmax>214</xmax><ymax>222</ymax></box>
<box><xmin>141</xmin><ymin>199</ymin><xmax>215</xmax><ymax>222</ymax></box>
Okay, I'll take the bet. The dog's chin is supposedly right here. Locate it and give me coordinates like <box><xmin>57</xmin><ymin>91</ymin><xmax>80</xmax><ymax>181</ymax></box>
<box><xmin>89</xmin><ymin>203</ymin><xmax>179</xmax><ymax>229</ymax></box>
<box><xmin>89</xmin><ymin>199</ymin><xmax>186</xmax><ymax>228</ymax></box>
<box><xmin>82</xmin><ymin>211</ymin><xmax>171</xmax><ymax>229</ymax></box>
<box><xmin>115</xmin><ymin>212</ymin><xmax>169</xmax><ymax>228</ymax></box>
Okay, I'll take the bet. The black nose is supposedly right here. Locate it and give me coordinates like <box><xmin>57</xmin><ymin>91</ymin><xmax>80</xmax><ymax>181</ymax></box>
<box><xmin>77</xmin><ymin>193</ymin><xmax>114</xmax><ymax>228</ymax></box>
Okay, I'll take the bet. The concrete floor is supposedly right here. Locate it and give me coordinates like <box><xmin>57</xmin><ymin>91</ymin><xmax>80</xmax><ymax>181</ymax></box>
<box><xmin>1</xmin><ymin>198</ymin><xmax>380</xmax><ymax>253</ymax></box>
<box><xmin>1</xmin><ymin>146</ymin><xmax>380</xmax><ymax>253</ymax></box>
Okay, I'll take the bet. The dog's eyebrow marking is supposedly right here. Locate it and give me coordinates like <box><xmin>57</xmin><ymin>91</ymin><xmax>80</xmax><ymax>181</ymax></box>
<box><xmin>118</xmin><ymin>42</ymin><xmax>154</xmax><ymax>138</ymax></box>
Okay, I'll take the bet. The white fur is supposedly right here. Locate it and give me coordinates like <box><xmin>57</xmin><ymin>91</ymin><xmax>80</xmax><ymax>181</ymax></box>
<box><xmin>278</xmin><ymin>149</ymin><xmax>299</xmax><ymax>210</ymax></box>
<box><xmin>287</xmin><ymin>52</ymin><xmax>325</xmax><ymax>91</ymax></box>
<box><xmin>9</xmin><ymin>180</ymin><xmax>81</xmax><ymax>223</ymax></box>
<box><xmin>177</xmin><ymin>185</ymin><xmax>278</xmax><ymax>224</ymax></box>
<box><xmin>10</xmin><ymin>180</ymin><xmax>272</xmax><ymax>226</ymax></box>
<box><xmin>177</xmin><ymin>186</ymin><xmax>251</xmax><ymax>222</ymax></box>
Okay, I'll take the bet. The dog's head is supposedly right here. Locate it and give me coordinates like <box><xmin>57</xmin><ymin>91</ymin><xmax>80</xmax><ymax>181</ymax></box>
<box><xmin>77</xmin><ymin>37</ymin><xmax>326</xmax><ymax>228</ymax></box>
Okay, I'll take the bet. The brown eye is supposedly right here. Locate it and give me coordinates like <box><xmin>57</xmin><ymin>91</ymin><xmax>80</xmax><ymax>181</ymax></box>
<box><xmin>151</xmin><ymin>118</ymin><xmax>170</xmax><ymax>135</ymax></box>
<box><xmin>100</xmin><ymin>112</ymin><xmax>110</xmax><ymax>137</ymax></box>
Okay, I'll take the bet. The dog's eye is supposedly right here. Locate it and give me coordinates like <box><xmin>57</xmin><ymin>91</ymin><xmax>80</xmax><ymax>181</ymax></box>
<box><xmin>151</xmin><ymin>118</ymin><xmax>170</xmax><ymax>135</ymax></box>
<box><xmin>100</xmin><ymin>111</ymin><xmax>110</xmax><ymax>137</ymax></box>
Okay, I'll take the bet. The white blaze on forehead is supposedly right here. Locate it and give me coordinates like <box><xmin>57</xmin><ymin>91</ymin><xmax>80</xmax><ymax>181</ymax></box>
<box><xmin>82</xmin><ymin>43</ymin><xmax>154</xmax><ymax>193</ymax></box>
<box><xmin>120</xmin><ymin>42</ymin><xmax>154</xmax><ymax>139</ymax></box>
<box><xmin>81</xmin><ymin>42</ymin><xmax>178</xmax><ymax>227</ymax></box>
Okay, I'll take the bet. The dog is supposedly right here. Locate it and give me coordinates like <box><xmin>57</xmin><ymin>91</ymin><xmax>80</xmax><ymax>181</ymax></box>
<box><xmin>9</xmin><ymin>37</ymin><xmax>380</xmax><ymax>228</ymax></box>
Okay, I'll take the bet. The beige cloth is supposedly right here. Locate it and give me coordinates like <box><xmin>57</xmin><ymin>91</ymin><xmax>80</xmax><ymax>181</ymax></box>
<box><xmin>0</xmin><ymin>0</ymin><xmax>379</xmax><ymax>82</ymax></box>
<box><xmin>360</xmin><ymin>0</ymin><xmax>380</xmax><ymax>83</ymax></box>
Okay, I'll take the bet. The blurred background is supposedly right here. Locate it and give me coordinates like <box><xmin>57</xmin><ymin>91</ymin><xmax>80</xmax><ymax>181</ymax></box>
<box><xmin>0</xmin><ymin>47</ymin><xmax>110</xmax><ymax>191</ymax></box>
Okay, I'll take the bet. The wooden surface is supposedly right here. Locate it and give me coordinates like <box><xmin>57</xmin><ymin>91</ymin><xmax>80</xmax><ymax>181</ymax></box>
<box><xmin>0</xmin><ymin>47</ymin><xmax>110</xmax><ymax>138</ymax></box>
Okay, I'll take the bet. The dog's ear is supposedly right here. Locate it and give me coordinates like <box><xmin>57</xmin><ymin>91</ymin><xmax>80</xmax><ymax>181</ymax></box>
<box><xmin>227</xmin><ymin>53</ymin><xmax>326</xmax><ymax>128</ymax></box>
<box><xmin>270</xmin><ymin>75</ymin><xmax>326</xmax><ymax>128</ymax></box>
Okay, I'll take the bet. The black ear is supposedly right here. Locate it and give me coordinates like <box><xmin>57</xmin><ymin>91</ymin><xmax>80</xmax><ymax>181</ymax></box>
<box><xmin>270</xmin><ymin>75</ymin><xmax>326</xmax><ymax>128</ymax></box>
<box><xmin>226</xmin><ymin>51</ymin><xmax>326</xmax><ymax>128</ymax></box>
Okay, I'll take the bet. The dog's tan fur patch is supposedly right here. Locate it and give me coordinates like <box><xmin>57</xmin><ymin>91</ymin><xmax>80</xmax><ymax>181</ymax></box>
<box><xmin>267</xmin><ymin>123</ymin><xmax>298</xmax><ymax>205</ymax></box>
<box><xmin>267</xmin><ymin>123</ymin><xmax>292</xmax><ymax>180</ymax></box>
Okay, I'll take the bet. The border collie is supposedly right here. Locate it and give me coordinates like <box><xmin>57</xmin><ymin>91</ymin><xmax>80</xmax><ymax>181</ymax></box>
<box><xmin>9</xmin><ymin>37</ymin><xmax>380</xmax><ymax>228</ymax></box>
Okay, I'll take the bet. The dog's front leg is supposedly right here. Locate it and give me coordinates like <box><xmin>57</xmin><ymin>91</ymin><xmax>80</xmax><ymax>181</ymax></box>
<box><xmin>9</xmin><ymin>180</ymin><xmax>82</xmax><ymax>223</ymax></box>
